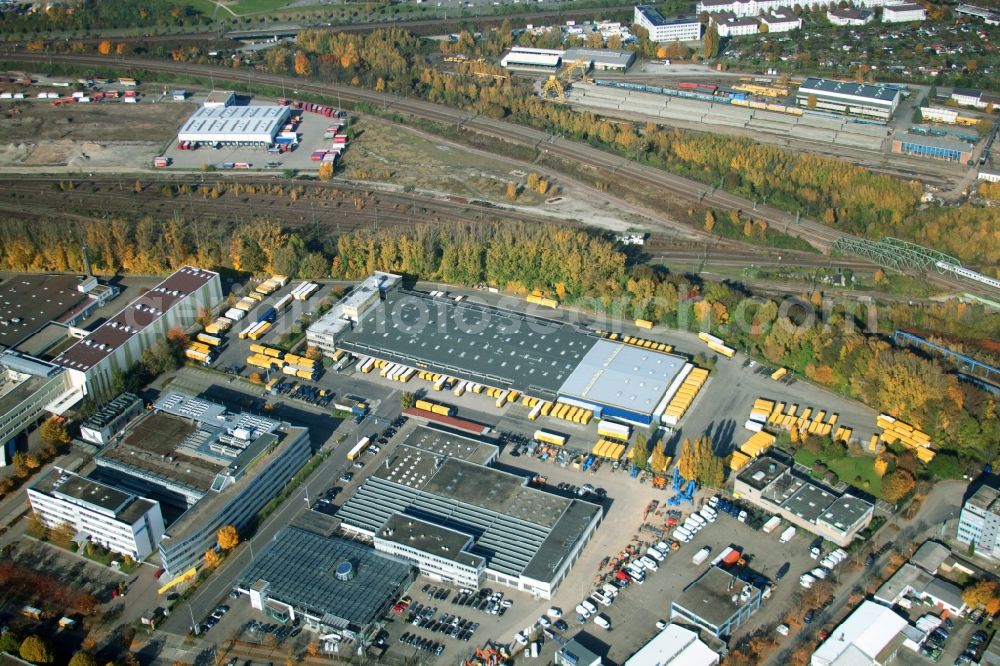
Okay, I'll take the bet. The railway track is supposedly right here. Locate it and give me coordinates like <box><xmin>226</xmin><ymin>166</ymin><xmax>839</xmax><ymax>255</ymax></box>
<box><xmin>2</xmin><ymin>53</ymin><xmax>993</xmax><ymax>298</ymax></box>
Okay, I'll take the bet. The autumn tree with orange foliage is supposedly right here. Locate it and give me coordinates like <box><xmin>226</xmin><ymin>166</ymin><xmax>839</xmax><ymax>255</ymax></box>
<box><xmin>881</xmin><ymin>469</ymin><xmax>916</xmax><ymax>503</ymax></box>
<box><xmin>963</xmin><ymin>580</ymin><xmax>1000</xmax><ymax>615</ymax></box>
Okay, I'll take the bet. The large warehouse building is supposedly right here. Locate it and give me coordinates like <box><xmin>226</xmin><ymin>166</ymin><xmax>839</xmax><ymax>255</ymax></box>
<box><xmin>52</xmin><ymin>266</ymin><xmax>222</xmax><ymax>399</ymax></box>
<box><xmin>796</xmin><ymin>77</ymin><xmax>901</xmax><ymax>121</ymax></box>
<box><xmin>91</xmin><ymin>392</ymin><xmax>312</xmax><ymax>578</ymax></box>
<box><xmin>177</xmin><ymin>105</ymin><xmax>291</xmax><ymax>147</ymax></box>
<box><xmin>891</xmin><ymin>133</ymin><xmax>975</xmax><ymax>162</ymax></box>
<box><xmin>337</xmin><ymin>425</ymin><xmax>602</xmax><ymax>599</ymax></box>
<box><xmin>309</xmin><ymin>273</ymin><xmax>695</xmax><ymax>426</ymax></box>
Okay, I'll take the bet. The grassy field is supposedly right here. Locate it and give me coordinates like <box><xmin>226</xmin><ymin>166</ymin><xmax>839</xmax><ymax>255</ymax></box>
<box><xmin>794</xmin><ymin>448</ymin><xmax>882</xmax><ymax>498</ymax></box>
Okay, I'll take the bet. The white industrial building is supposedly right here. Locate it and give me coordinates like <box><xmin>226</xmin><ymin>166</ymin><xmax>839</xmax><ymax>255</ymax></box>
<box><xmin>562</xmin><ymin>48</ymin><xmax>636</xmax><ymax>72</ymax></box>
<box><xmin>500</xmin><ymin>46</ymin><xmax>564</xmax><ymax>69</ymax></box>
<box><xmin>920</xmin><ymin>106</ymin><xmax>960</xmax><ymax>124</ymax></box>
<box><xmin>827</xmin><ymin>7</ymin><xmax>875</xmax><ymax>25</ymax></box>
<box><xmin>633</xmin><ymin>6</ymin><xmax>702</xmax><ymax>42</ymax></box>
<box><xmin>177</xmin><ymin>105</ymin><xmax>291</xmax><ymax>147</ymax></box>
<box><xmin>712</xmin><ymin>12</ymin><xmax>760</xmax><ymax>36</ymax></box>
<box><xmin>883</xmin><ymin>2</ymin><xmax>927</xmax><ymax>21</ymax></box>
<box><xmin>796</xmin><ymin>77</ymin><xmax>901</xmax><ymax>120</ymax></box>
<box><xmin>52</xmin><ymin>266</ymin><xmax>223</xmax><ymax>398</ymax></box>
<box><xmin>625</xmin><ymin>624</ymin><xmax>719</xmax><ymax>665</ymax></box>
<box><xmin>27</xmin><ymin>467</ymin><xmax>165</xmax><ymax>560</ymax></box>
<box><xmin>338</xmin><ymin>426</ymin><xmax>602</xmax><ymax>599</ymax></box>
<box><xmin>203</xmin><ymin>90</ymin><xmax>236</xmax><ymax>108</ymax></box>
<box><xmin>811</xmin><ymin>601</ymin><xmax>910</xmax><ymax>666</ymax></box>
<box><xmin>374</xmin><ymin>514</ymin><xmax>485</xmax><ymax>589</ymax></box>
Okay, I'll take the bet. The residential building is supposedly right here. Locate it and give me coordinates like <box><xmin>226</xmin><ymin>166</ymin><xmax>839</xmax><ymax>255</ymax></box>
<box><xmin>796</xmin><ymin>77</ymin><xmax>901</xmax><ymax>120</ymax></box>
<box><xmin>625</xmin><ymin>624</ymin><xmax>720</xmax><ymax>665</ymax></box>
<box><xmin>883</xmin><ymin>2</ymin><xmax>926</xmax><ymax>22</ymax></box>
<box><xmin>734</xmin><ymin>452</ymin><xmax>874</xmax><ymax>547</ymax></box>
<box><xmin>698</xmin><ymin>0</ymin><xmax>882</xmax><ymax>15</ymax></box>
<box><xmin>827</xmin><ymin>7</ymin><xmax>875</xmax><ymax>25</ymax></box>
<box><xmin>957</xmin><ymin>480</ymin><xmax>1000</xmax><ymax>559</ymax></box>
<box><xmin>338</xmin><ymin>425</ymin><xmax>602</xmax><ymax>599</ymax></box>
<box><xmin>712</xmin><ymin>12</ymin><xmax>759</xmax><ymax>37</ymax></box>
<box><xmin>79</xmin><ymin>392</ymin><xmax>143</xmax><ymax>445</ymax></box>
<box><xmin>951</xmin><ymin>88</ymin><xmax>1000</xmax><ymax>110</ymax></box>
<box><xmin>811</xmin><ymin>601</ymin><xmax>909</xmax><ymax>666</ymax></box>
<box><xmin>53</xmin><ymin>266</ymin><xmax>223</xmax><ymax>399</ymax></box>
<box><xmin>91</xmin><ymin>393</ymin><xmax>312</xmax><ymax>578</ymax></box>
<box><xmin>761</xmin><ymin>9</ymin><xmax>802</xmax><ymax>32</ymax></box>
<box><xmin>670</xmin><ymin>567</ymin><xmax>762</xmax><ymax>638</ymax></box>
<box><xmin>633</xmin><ymin>6</ymin><xmax>702</xmax><ymax>42</ymax></box>
<box><xmin>0</xmin><ymin>351</ymin><xmax>73</xmax><ymax>464</ymax></box>
<box><xmin>236</xmin><ymin>526</ymin><xmax>415</xmax><ymax>638</ymax></box>
<box><xmin>27</xmin><ymin>467</ymin><xmax>164</xmax><ymax>560</ymax></box>
<box><xmin>956</xmin><ymin>3</ymin><xmax>1000</xmax><ymax>24</ymax></box>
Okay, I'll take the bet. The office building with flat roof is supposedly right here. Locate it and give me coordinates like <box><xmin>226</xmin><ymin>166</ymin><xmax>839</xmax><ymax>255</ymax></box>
<box><xmin>0</xmin><ymin>351</ymin><xmax>72</xmax><ymax>462</ymax></box>
<box><xmin>27</xmin><ymin>466</ymin><xmax>164</xmax><ymax>560</ymax></box>
<box><xmin>670</xmin><ymin>567</ymin><xmax>762</xmax><ymax>638</ymax></box>
<box><xmin>957</xmin><ymin>479</ymin><xmax>1000</xmax><ymax>559</ymax></box>
<box><xmin>337</xmin><ymin>426</ymin><xmax>602</xmax><ymax>599</ymax></box>
<box><xmin>92</xmin><ymin>393</ymin><xmax>311</xmax><ymax>578</ymax></box>
<box><xmin>53</xmin><ymin>266</ymin><xmax>222</xmax><ymax>399</ymax></box>
<box><xmin>796</xmin><ymin>77</ymin><xmax>901</xmax><ymax>120</ymax></box>
<box><xmin>734</xmin><ymin>452</ymin><xmax>874</xmax><ymax>546</ymax></box>
<box><xmin>313</xmin><ymin>273</ymin><xmax>691</xmax><ymax>425</ymax></box>
<box><xmin>633</xmin><ymin>6</ymin><xmax>701</xmax><ymax>42</ymax></box>
<box><xmin>236</xmin><ymin>526</ymin><xmax>415</xmax><ymax>639</ymax></box>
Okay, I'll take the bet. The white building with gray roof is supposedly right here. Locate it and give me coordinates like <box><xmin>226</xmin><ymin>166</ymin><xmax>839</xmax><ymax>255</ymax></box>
<box><xmin>338</xmin><ymin>425</ymin><xmax>602</xmax><ymax>599</ymax></box>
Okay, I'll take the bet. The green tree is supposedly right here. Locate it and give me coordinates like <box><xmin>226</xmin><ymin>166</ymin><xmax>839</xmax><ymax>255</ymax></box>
<box><xmin>0</xmin><ymin>630</ymin><xmax>22</xmax><ymax>655</ymax></box>
<box><xmin>703</xmin><ymin>22</ymin><xmax>719</xmax><ymax>59</ymax></box>
<box><xmin>400</xmin><ymin>392</ymin><xmax>417</xmax><ymax>409</ymax></box>
<box><xmin>631</xmin><ymin>433</ymin><xmax>649</xmax><ymax>469</ymax></box>
<box><xmin>19</xmin><ymin>636</ymin><xmax>55</xmax><ymax>664</ymax></box>
<box><xmin>39</xmin><ymin>416</ymin><xmax>70</xmax><ymax>446</ymax></box>
<box><xmin>649</xmin><ymin>438</ymin><xmax>670</xmax><ymax>474</ymax></box>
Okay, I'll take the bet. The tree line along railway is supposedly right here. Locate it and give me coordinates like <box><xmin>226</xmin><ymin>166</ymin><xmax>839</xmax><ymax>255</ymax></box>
<box><xmin>1</xmin><ymin>53</ymin><xmax>994</xmax><ymax>298</ymax></box>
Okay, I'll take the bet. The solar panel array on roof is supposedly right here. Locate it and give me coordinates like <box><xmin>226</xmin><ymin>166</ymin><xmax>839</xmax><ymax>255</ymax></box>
<box><xmin>235</xmin><ymin>526</ymin><xmax>414</xmax><ymax>630</ymax></box>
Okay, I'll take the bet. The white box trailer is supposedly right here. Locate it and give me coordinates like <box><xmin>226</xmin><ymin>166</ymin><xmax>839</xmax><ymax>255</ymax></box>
<box><xmin>225</xmin><ymin>307</ymin><xmax>247</xmax><ymax>321</ymax></box>
<box><xmin>762</xmin><ymin>516</ymin><xmax>782</xmax><ymax>533</ymax></box>
<box><xmin>778</xmin><ymin>526</ymin><xmax>796</xmax><ymax>543</ymax></box>
<box><xmin>691</xmin><ymin>547</ymin><xmax>711</xmax><ymax>565</ymax></box>
<box><xmin>597</xmin><ymin>420</ymin><xmax>631</xmax><ymax>441</ymax></box>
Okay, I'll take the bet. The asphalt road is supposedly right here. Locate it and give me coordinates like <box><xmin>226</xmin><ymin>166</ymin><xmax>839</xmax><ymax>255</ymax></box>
<box><xmin>158</xmin><ymin>366</ymin><xmax>401</xmax><ymax>636</ymax></box>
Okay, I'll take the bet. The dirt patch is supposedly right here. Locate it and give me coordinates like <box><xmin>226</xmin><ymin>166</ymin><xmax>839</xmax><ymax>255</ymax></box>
<box><xmin>342</xmin><ymin>116</ymin><xmax>549</xmax><ymax>205</ymax></box>
<box><xmin>0</xmin><ymin>101</ymin><xmax>195</xmax><ymax>169</ymax></box>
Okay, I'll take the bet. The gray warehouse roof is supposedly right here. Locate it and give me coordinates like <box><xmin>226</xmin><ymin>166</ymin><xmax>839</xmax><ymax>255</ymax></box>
<box><xmin>897</xmin><ymin>133</ymin><xmax>974</xmax><ymax>152</ymax></box>
<box><xmin>799</xmin><ymin>77</ymin><xmax>900</xmax><ymax>104</ymax></box>
<box><xmin>178</xmin><ymin>105</ymin><xmax>289</xmax><ymax>140</ymax></box>
<box><xmin>557</xmin><ymin>339</ymin><xmax>686</xmax><ymax>416</ymax></box>
<box><xmin>337</xmin><ymin>434</ymin><xmax>601</xmax><ymax>581</ymax></box>
<box><xmin>563</xmin><ymin>48</ymin><xmax>635</xmax><ymax>68</ymax></box>
<box><xmin>236</xmin><ymin>527</ymin><xmax>414</xmax><ymax>629</ymax></box>
<box><xmin>337</xmin><ymin>289</ymin><xmax>600</xmax><ymax>398</ymax></box>
<box><xmin>673</xmin><ymin>567</ymin><xmax>761</xmax><ymax>629</ymax></box>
